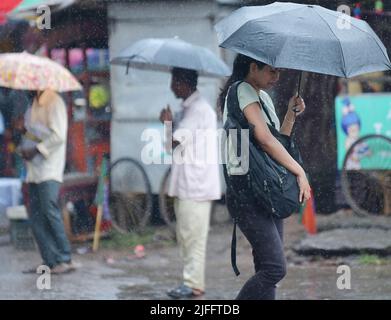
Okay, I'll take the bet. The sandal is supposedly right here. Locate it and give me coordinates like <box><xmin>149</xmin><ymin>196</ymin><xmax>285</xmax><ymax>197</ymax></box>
<box><xmin>192</xmin><ymin>288</ymin><xmax>204</xmax><ymax>296</ymax></box>
<box><xmin>22</xmin><ymin>264</ymin><xmax>48</xmax><ymax>274</ymax></box>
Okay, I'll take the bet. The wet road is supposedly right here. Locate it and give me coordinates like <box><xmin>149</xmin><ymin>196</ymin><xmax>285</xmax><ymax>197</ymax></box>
<box><xmin>1</xmin><ymin>214</ymin><xmax>391</xmax><ymax>300</ymax></box>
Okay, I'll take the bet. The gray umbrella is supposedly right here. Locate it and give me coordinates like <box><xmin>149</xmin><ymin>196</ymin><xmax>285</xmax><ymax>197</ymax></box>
<box><xmin>110</xmin><ymin>37</ymin><xmax>231</xmax><ymax>78</ymax></box>
<box><xmin>214</xmin><ymin>2</ymin><xmax>391</xmax><ymax>78</ymax></box>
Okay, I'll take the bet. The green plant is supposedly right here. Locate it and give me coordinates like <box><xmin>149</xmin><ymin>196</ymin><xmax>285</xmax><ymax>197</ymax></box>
<box><xmin>358</xmin><ymin>254</ymin><xmax>385</xmax><ymax>265</ymax></box>
<box><xmin>101</xmin><ymin>229</ymin><xmax>154</xmax><ymax>250</ymax></box>
<box><xmin>100</xmin><ymin>227</ymin><xmax>175</xmax><ymax>250</ymax></box>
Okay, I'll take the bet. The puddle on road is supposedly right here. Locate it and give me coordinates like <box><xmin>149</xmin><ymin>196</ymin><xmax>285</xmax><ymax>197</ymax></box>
<box><xmin>278</xmin><ymin>264</ymin><xmax>391</xmax><ymax>300</ymax></box>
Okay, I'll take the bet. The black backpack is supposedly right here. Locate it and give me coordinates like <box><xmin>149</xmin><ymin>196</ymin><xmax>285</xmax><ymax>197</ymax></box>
<box><xmin>223</xmin><ymin>81</ymin><xmax>304</xmax><ymax>275</ymax></box>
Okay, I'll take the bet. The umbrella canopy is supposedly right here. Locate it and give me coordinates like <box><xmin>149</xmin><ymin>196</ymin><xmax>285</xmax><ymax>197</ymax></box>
<box><xmin>111</xmin><ymin>37</ymin><xmax>231</xmax><ymax>78</ymax></box>
<box><xmin>0</xmin><ymin>51</ymin><xmax>82</xmax><ymax>92</ymax></box>
<box><xmin>215</xmin><ymin>2</ymin><xmax>391</xmax><ymax>78</ymax></box>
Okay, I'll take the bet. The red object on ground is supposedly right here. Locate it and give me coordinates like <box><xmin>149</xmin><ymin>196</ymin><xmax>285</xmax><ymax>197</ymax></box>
<box><xmin>0</xmin><ymin>0</ymin><xmax>22</xmax><ymax>24</ymax></box>
<box><xmin>302</xmin><ymin>189</ymin><xmax>317</xmax><ymax>234</ymax></box>
<box><xmin>134</xmin><ymin>245</ymin><xmax>145</xmax><ymax>258</ymax></box>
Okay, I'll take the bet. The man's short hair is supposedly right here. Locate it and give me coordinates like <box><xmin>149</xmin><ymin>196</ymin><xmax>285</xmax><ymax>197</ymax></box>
<box><xmin>172</xmin><ymin>67</ymin><xmax>198</xmax><ymax>89</ymax></box>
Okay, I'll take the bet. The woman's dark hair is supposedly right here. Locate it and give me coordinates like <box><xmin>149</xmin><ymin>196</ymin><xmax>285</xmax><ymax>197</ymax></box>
<box><xmin>218</xmin><ymin>54</ymin><xmax>266</xmax><ymax>114</ymax></box>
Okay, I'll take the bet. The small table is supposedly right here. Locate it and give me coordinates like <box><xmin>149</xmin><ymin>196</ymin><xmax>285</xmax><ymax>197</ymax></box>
<box><xmin>60</xmin><ymin>173</ymin><xmax>98</xmax><ymax>204</ymax></box>
<box><xmin>21</xmin><ymin>173</ymin><xmax>99</xmax><ymax>242</ymax></box>
<box><xmin>0</xmin><ymin>178</ymin><xmax>22</xmax><ymax>228</ymax></box>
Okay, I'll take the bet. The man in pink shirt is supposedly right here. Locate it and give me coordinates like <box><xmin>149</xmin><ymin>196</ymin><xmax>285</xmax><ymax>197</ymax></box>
<box><xmin>160</xmin><ymin>67</ymin><xmax>221</xmax><ymax>298</ymax></box>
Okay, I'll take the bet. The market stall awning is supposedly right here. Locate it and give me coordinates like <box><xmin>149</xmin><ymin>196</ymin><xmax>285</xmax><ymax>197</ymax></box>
<box><xmin>9</xmin><ymin>0</ymin><xmax>75</xmax><ymax>19</ymax></box>
<box><xmin>0</xmin><ymin>0</ymin><xmax>22</xmax><ymax>24</ymax></box>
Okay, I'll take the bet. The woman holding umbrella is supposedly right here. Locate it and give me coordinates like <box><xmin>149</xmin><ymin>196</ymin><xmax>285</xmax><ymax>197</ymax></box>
<box><xmin>218</xmin><ymin>54</ymin><xmax>311</xmax><ymax>300</ymax></box>
<box><xmin>216</xmin><ymin>1</ymin><xmax>391</xmax><ymax>300</ymax></box>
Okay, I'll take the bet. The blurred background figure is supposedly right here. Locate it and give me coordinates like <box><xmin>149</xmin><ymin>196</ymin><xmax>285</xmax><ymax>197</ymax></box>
<box><xmin>21</xmin><ymin>89</ymin><xmax>77</xmax><ymax>274</ymax></box>
<box><xmin>160</xmin><ymin>67</ymin><xmax>221</xmax><ymax>299</ymax></box>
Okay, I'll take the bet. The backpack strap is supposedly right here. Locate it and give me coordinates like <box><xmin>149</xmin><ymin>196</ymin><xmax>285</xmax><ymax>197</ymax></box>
<box><xmin>258</xmin><ymin>97</ymin><xmax>276</xmax><ymax>129</ymax></box>
<box><xmin>226</xmin><ymin>81</ymin><xmax>276</xmax><ymax>129</ymax></box>
<box><xmin>225</xmin><ymin>82</ymin><xmax>248</xmax><ymax>277</ymax></box>
<box><xmin>231</xmin><ymin>217</ymin><xmax>240</xmax><ymax>276</ymax></box>
<box><xmin>226</xmin><ymin>81</ymin><xmax>249</xmax><ymax>129</ymax></box>
<box><xmin>222</xmin><ymin>163</ymin><xmax>241</xmax><ymax>276</ymax></box>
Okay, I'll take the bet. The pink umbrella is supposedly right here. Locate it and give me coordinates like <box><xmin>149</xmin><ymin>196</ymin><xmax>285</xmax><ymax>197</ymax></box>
<box><xmin>0</xmin><ymin>51</ymin><xmax>82</xmax><ymax>92</ymax></box>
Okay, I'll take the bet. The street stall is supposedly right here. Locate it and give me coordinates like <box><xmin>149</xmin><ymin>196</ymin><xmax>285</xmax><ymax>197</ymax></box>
<box><xmin>32</xmin><ymin>2</ymin><xmax>110</xmax><ymax>174</ymax></box>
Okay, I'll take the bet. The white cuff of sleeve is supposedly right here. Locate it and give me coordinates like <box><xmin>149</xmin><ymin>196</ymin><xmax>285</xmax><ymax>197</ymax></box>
<box><xmin>36</xmin><ymin>143</ymin><xmax>49</xmax><ymax>159</ymax></box>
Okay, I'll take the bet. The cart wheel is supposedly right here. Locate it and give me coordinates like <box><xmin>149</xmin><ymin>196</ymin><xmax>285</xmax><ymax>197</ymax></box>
<box><xmin>341</xmin><ymin>134</ymin><xmax>391</xmax><ymax>216</ymax></box>
<box><xmin>109</xmin><ymin>158</ymin><xmax>152</xmax><ymax>233</ymax></box>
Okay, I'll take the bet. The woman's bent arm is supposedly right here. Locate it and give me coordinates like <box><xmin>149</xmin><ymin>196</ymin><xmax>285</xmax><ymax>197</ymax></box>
<box><xmin>243</xmin><ymin>103</ymin><xmax>303</xmax><ymax>176</ymax></box>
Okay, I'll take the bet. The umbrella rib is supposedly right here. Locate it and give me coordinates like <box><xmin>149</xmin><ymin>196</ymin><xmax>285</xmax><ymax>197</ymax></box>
<box><xmin>313</xmin><ymin>9</ymin><xmax>347</xmax><ymax>78</ymax></box>
<box><xmin>321</xmin><ymin>9</ymin><xmax>385</xmax><ymax>41</ymax></box>
<box><xmin>112</xmin><ymin>38</ymin><xmax>229</xmax><ymax>78</ymax></box>
<box><xmin>219</xmin><ymin>6</ymin><xmax>305</xmax><ymax>49</ymax></box>
<box><xmin>320</xmin><ymin>10</ymin><xmax>391</xmax><ymax>70</ymax></box>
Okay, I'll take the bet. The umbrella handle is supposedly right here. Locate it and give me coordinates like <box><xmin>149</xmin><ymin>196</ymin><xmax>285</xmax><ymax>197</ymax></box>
<box><xmin>290</xmin><ymin>71</ymin><xmax>303</xmax><ymax>139</ymax></box>
<box><xmin>297</xmin><ymin>71</ymin><xmax>302</xmax><ymax>98</ymax></box>
<box><xmin>292</xmin><ymin>71</ymin><xmax>302</xmax><ymax>114</ymax></box>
